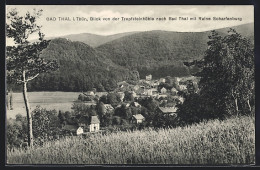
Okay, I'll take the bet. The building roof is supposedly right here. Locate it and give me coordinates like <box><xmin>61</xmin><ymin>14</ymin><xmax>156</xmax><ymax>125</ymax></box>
<box><xmin>84</xmin><ymin>91</ymin><xmax>95</xmax><ymax>96</ymax></box>
<box><xmin>133</xmin><ymin>114</ymin><xmax>144</xmax><ymax>120</ymax></box>
<box><xmin>90</xmin><ymin>116</ymin><xmax>100</xmax><ymax>124</ymax></box>
<box><xmin>62</xmin><ymin>124</ymin><xmax>78</xmax><ymax>131</ymax></box>
<box><xmin>171</xmin><ymin>87</ymin><xmax>178</xmax><ymax>91</ymax></box>
<box><xmin>158</xmin><ymin>107</ymin><xmax>177</xmax><ymax>113</ymax></box>
<box><xmin>132</xmin><ymin>102</ymin><xmax>141</xmax><ymax>107</ymax></box>
<box><xmin>104</xmin><ymin>104</ymin><xmax>114</xmax><ymax>110</ymax></box>
<box><xmin>117</xmin><ymin>81</ymin><xmax>128</xmax><ymax>86</ymax></box>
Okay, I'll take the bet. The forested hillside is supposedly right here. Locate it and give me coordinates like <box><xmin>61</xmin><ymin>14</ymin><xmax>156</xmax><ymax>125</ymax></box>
<box><xmin>8</xmin><ymin>23</ymin><xmax>253</xmax><ymax>92</ymax></box>
<box><xmin>96</xmin><ymin>23</ymin><xmax>253</xmax><ymax>79</ymax></box>
<box><xmin>96</xmin><ymin>30</ymin><xmax>210</xmax><ymax>79</ymax></box>
<box><xmin>27</xmin><ymin>38</ymin><xmax>139</xmax><ymax>92</ymax></box>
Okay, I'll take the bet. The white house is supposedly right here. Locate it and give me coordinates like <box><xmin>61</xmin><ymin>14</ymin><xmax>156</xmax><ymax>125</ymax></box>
<box><xmin>152</xmin><ymin>81</ymin><xmax>160</xmax><ymax>87</ymax></box>
<box><xmin>159</xmin><ymin>78</ymin><xmax>166</xmax><ymax>83</ymax></box>
<box><xmin>146</xmin><ymin>74</ymin><xmax>152</xmax><ymax>81</ymax></box>
<box><xmin>133</xmin><ymin>85</ymin><xmax>140</xmax><ymax>91</ymax></box>
<box><xmin>104</xmin><ymin>104</ymin><xmax>114</xmax><ymax>113</ymax></box>
<box><xmin>62</xmin><ymin>124</ymin><xmax>84</xmax><ymax>135</ymax></box>
<box><xmin>143</xmin><ymin>89</ymin><xmax>152</xmax><ymax>96</ymax></box>
<box><xmin>178</xmin><ymin>97</ymin><xmax>184</xmax><ymax>104</ymax></box>
<box><xmin>132</xmin><ymin>102</ymin><xmax>141</xmax><ymax>107</ymax></box>
<box><xmin>158</xmin><ymin>107</ymin><xmax>177</xmax><ymax>116</ymax></box>
<box><xmin>118</xmin><ymin>92</ymin><xmax>125</xmax><ymax>102</ymax></box>
<box><xmin>84</xmin><ymin>91</ymin><xmax>95</xmax><ymax>96</ymax></box>
<box><xmin>89</xmin><ymin>116</ymin><xmax>100</xmax><ymax>132</ymax></box>
<box><xmin>179</xmin><ymin>85</ymin><xmax>187</xmax><ymax>91</ymax></box>
<box><xmin>160</xmin><ymin>87</ymin><xmax>167</xmax><ymax>94</ymax></box>
<box><xmin>132</xmin><ymin>114</ymin><xmax>145</xmax><ymax>124</ymax></box>
<box><xmin>156</xmin><ymin>94</ymin><xmax>168</xmax><ymax>99</ymax></box>
<box><xmin>174</xmin><ymin>77</ymin><xmax>181</xmax><ymax>82</ymax></box>
<box><xmin>174</xmin><ymin>77</ymin><xmax>181</xmax><ymax>85</ymax></box>
<box><xmin>131</xmin><ymin>91</ymin><xmax>137</xmax><ymax>98</ymax></box>
<box><xmin>76</xmin><ymin>127</ymin><xmax>84</xmax><ymax>135</ymax></box>
<box><xmin>171</xmin><ymin>87</ymin><xmax>178</xmax><ymax>95</ymax></box>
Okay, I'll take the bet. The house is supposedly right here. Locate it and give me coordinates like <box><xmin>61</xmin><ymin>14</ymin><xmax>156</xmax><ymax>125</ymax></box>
<box><xmin>156</xmin><ymin>94</ymin><xmax>168</xmax><ymax>99</ymax></box>
<box><xmin>158</xmin><ymin>107</ymin><xmax>177</xmax><ymax>116</ymax></box>
<box><xmin>144</xmin><ymin>88</ymin><xmax>158</xmax><ymax>96</ymax></box>
<box><xmin>84</xmin><ymin>91</ymin><xmax>95</xmax><ymax>96</ymax></box>
<box><xmin>62</xmin><ymin>124</ymin><xmax>84</xmax><ymax>135</ymax></box>
<box><xmin>115</xmin><ymin>104</ymin><xmax>122</xmax><ymax>109</ymax></box>
<box><xmin>95</xmin><ymin>92</ymin><xmax>108</xmax><ymax>97</ymax></box>
<box><xmin>133</xmin><ymin>85</ymin><xmax>140</xmax><ymax>91</ymax></box>
<box><xmin>143</xmin><ymin>89</ymin><xmax>150</xmax><ymax>96</ymax></box>
<box><xmin>136</xmin><ymin>86</ymin><xmax>145</xmax><ymax>95</ymax></box>
<box><xmin>171</xmin><ymin>87</ymin><xmax>178</xmax><ymax>95</ymax></box>
<box><xmin>152</xmin><ymin>90</ymin><xmax>159</xmax><ymax>96</ymax></box>
<box><xmin>89</xmin><ymin>116</ymin><xmax>100</xmax><ymax>132</ymax></box>
<box><xmin>104</xmin><ymin>104</ymin><xmax>114</xmax><ymax>113</ymax></box>
<box><xmin>172</xmin><ymin>96</ymin><xmax>184</xmax><ymax>104</ymax></box>
<box><xmin>174</xmin><ymin>77</ymin><xmax>181</xmax><ymax>83</ymax></box>
<box><xmin>160</xmin><ymin>87</ymin><xmax>167</xmax><ymax>94</ymax></box>
<box><xmin>146</xmin><ymin>74</ymin><xmax>152</xmax><ymax>81</ymax></box>
<box><xmin>130</xmin><ymin>91</ymin><xmax>137</xmax><ymax>98</ymax></box>
<box><xmin>132</xmin><ymin>114</ymin><xmax>145</xmax><ymax>124</ymax></box>
<box><xmin>176</xmin><ymin>96</ymin><xmax>184</xmax><ymax>104</ymax></box>
<box><xmin>76</xmin><ymin>127</ymin><xmax>84</xmax><ymax>135</ymax></box>
<box><xmin>117</xmin><ymin>81</ymin><xmax>129</xmax><ymax>88</ymax></box>
<box><xmin>131</xmin><ymin>102</ymin><xmax>141</xmax><ymax>107</ymax></box>
<box><xmin>152</xmin><ymin>81</ymin><xmax>160</xmax><ymax>87</ymax></box>
<box><xmin>118</xmin><ymin>92</ymin><xmax>125</xmax><ymax>101</ymax></box>
<box><xmin>159</xmin><ymin>78</ymin><xmax>166</xmax><ymax>83</ymax></box>
<box><xmin>179</xmin><ymin>85</ymin><xmax>187</xmax><ymax>91</ymax></box>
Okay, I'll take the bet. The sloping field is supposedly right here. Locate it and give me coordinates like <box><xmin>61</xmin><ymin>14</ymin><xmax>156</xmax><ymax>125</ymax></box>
<box><xmin>7</xmin><ymin>116</ymin><xmax>255</xmax><ymax>165</ymax></box>
<box><xmin>6</xmin><ymin>92</ymin><xmax>82</xmax><ymax>119</ymax></box>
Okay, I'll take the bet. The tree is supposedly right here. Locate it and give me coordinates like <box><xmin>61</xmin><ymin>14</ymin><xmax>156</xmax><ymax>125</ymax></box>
<box><xmin>6</xmin><ymin>9</ymin><xmax>59</xmax><ymax>147</ymax></box>
<box><xmin>182</xmin><ymin>29</ymin><xmax>254</xmax><ymax>123</ymax></box>
<box><xmin>199</xmin><ymin>29</ymin><xmax>254</xmax><ymax>116</ymax></box>
<box><xmin>58</xmin><ymin>111</ymin><xmax>66</xmax><ymax>125</ymax></box>
<box><xmin>99</xmin><ymin>95</ymin><xmax>108</xmax><ymax>104</ymax></box>
<box><xmin>221</xmin><ymin>29</ymin><xmax>254</xmax><ymax>115</ymax></box>
<box><xmin>107</xmin><ymin>93</ymin><xmax>121</xmax><ymax>107</ymax></box>
<box><xmin>6</xmin><ymin>117</ymin><xmax>28</xmax><ymax>149</ymax></box>
<box><xmin>124</xmin><ymin>91</ymin><xmax>134</xmax><ymax>102</ymax></box>
<box><xmin>97</xmin><ymin>101</ymin><xmax>106</xmax><ymax>116</ymax></box>
<box><xmin>32</xmin><ymin>106</ymin><xmax>60</xmax><ymax>145</ymax></box>
<box><xmin>113</xmin><ymin>116</ymin><xmax>121</xmax><ymax>125</ymax></box>
<box><xmin>15</xmin><ymin>113</ymin><xmax>24</xmax><ymax>122</ymax></box>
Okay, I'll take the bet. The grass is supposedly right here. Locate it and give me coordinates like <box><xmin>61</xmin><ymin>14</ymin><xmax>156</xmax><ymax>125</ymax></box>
<box><xmin>6</xmin><ymin>92</ymin><xmax>81</xmax><ymax>119</ymax></box>
<box><xmin>6</xmin><ymin>115</ymin><xmax>255</xmax><ymax>165</ymax></box>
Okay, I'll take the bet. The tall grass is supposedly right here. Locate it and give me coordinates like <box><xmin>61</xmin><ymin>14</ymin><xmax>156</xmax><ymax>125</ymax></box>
<box><xmin>7</xmin><ymin>116</ymin><xmax>255</xmax><ymax>164</ymax></box>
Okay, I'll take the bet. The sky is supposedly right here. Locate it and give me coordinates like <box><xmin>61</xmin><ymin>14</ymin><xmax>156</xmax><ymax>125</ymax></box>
<box><xmin>6</xmin><ymin>5</ymin><xmax>254</xmax><ymax>45</ymax></box>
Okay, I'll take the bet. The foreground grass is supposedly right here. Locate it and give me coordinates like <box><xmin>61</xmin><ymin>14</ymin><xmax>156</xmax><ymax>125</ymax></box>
<box><xmin>7</xmin><ymin>116</ymin><xmax>255</xmax><ymax>164</ymax></box>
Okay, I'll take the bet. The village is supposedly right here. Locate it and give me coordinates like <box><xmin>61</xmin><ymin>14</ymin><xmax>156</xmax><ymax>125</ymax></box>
<box><xmin>61</xmin><ymin>74</ymin><xmax>199</xmax><ymax>136</ymax></box>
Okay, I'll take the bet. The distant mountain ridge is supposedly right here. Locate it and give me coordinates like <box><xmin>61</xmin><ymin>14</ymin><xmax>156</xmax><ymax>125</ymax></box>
<box><xmin>43</xmin><ymin>23</ymin><xmax>253</xmax><ymax>47</ymax></box>
<box><xmin>44</xmin><ymin>31</ymin><xmax>140</xmax><ymax>47</ymax></box>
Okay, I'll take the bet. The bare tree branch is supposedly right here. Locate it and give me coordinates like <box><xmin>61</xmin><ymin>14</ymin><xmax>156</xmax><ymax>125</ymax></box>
<box><xmin>26</xmin><ymin>73</ymin><xmax>39</xmax><ymax>82</ymax></box>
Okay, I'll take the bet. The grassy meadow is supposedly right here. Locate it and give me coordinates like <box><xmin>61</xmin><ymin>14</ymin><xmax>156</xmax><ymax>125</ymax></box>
<box><xmin>6</xmin><ymin>115</ymin><xmax>255</xmax><ymax>165</ymax></box>
<box><xmin>6</xmin><ymin>92</ymin><xmax>82</xmax><ymax>119</ymax></box>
